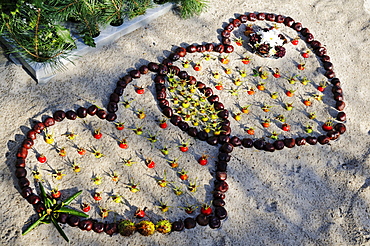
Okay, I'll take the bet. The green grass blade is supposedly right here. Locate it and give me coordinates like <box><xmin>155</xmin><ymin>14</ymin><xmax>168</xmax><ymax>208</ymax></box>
<box><xmin>51</xmin><ymin>216</ymin><xmax>69</xmax><ymax>243</ymax></box>
<box><xmin>22</xmin><ymin>214</ymin><xmax>47</xmax><ymax>236</ymax></box>
<box><xmin>63</xmin><ymin>190</ymin><xmax>83</xmax><ymax>206</ymax></box>
<box><xmin>54</xmin><ymin>207</ymin><xmax>89</xmax><ymax>218</ymax></box>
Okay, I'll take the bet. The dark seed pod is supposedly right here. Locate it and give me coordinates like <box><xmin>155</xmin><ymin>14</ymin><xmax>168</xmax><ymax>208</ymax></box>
<box><xmin>256</xmin><ymin>13</ymin><xmax>265</xmax><ymax>20</ymax></box>
<box><xmin>218</xmin><ymin>152</ymin><xmax>231</xmax><ymax>162</ymax></box>
<box><xmin>27</xmin><ymin>194</ymin><xmax>41</xmax><ymax>204</ymax></box>
<box><xmin>208</xmin><ymin>95</ymin><xmax>219</xmax><ymax>103</ymax></box>
<box><xmin>213</xmin><ymin>191</ymin><xmax>226</xmax><ymax>200</ymax></box>
<box><xmin>323</xmin><ymin>62</ymin><xmax>333</xmax><ymax>70</ymax></box>
<box><xmin>67</xmin><ymin>215</ymin><xmax>80</xmax><ymax>227</ymax></box>
<box><xmin>336</xmin><ymin>101</ymin><xmax>346</xmax><ymax>111</ymax></box>
<box><xmin>327</xmin><ymin>131</ymin><xmax>340</xmax><ymax>140</ymax></box>
<box><xmin>221</xmin><ymin>30</ymin><xmax>231</xmax><ymax>38</ymax></box>
<box><xmin>76</xmin><ymin>107</ymin><xmax>88</xmax><ymax>118</ymax></box>
<box><xmin>178</xmin><ymin>121</ymin><xmax>189</xmax><ymax>132</ymax></box>
<box><xmin>242</xmin><ymin>138</ymin><xmax>253</xmax><ymax>148</ymax></box>
<box><xmin>196</xmin><ymin>45</ymin><xmax>206</xmax><ymax>53</ymax></box>
<box><xmin>158</xmin><ymin>99</ymin><xmax>170</xmax><ymax>109</ymax></box>
<box><xmin>155</xmin><ymin>84</ymin><xmax>166</xmax><ymax>93</ymax></box>
<box><xmin>22</xmin><ymin>138</ymin><xmax>34</xmax><ymax>149</ymax></box>
<box><xmin>197</xmin><ymin>130</ymin><xmax>208</xmax><ymax>141</ymax></box>
<box><xmin>205</xmin><ymin>43</ymin><xmax>214</xmax><ymax>52</ymax></box>
<box><xmin>306</xmin><ymin>136</ymin><xmax>318</xmax><ymax>145</ymax></box>
<box><xmin>216</xmin><ymin>171</ymin><xmax>227</xmax><ymax>181</ymax></box>
<box><xmin>109</xmin><ymin>93</ymin><xmax>120</xmax><ymax>103</ymax></box>
<box><xmin>178</xmin><ymin>71</ymin><xmax>188</xmax><ymax>80</ymax></box>
<box><xmin>275</xmin><ymin>15</ymin><xmax>285</xmax><ymax>23</ymax></box>
<box><xmin>264</xmin><ymin>142</ymin><xmax>275</xmax><ymax>152</ymax></box>
<box><xmin>218</xmin><ymin>135</ymin><xmax>230</xmax><ymax>144</ymax></box>
<box><xmin>214</xmin><ymin>102</ymin><xmax>224</xmax><ymax>110</ymax></box>
<box><xmin>207</xmin><ymin>136</ymin><xmax>219</xmax><ymax>146</ymax></box>
<box><xmin>203</xmin><ymin>87</ymin><xmax>213</xmax><ymax>97</ymax></box>
<box><xmin>332</xmin><ymin>86</ymin><xmax>343</xmax><ymax>94</ymax></box>
<box><xmin>188</xmin><ymin>127</ymin><xmax>198</xmax><ymax>137</ymax></box>
<box><xmin>196</xmin><ymin>214</ymin><xmax>209</xmax><ymax>226</ymax></box>
<box><xmin>169</xmin><ymin>65</ymin><xmax>180</xmax><ymax>75</ymax></box>
<box><xmin>220</xmin><ymin>143</ymin><xmax>233</xmax><ymax>153</ymax></box>
<box><xmin>186</xmin><ymin>45</ymin><xmax>197</xmax><ymax>53</ymax></box>
<box><xmin>331</xmin><ymin>77</ymin><xmax>340</xmax><ymax>86</ymax></box>
<box><xmin>43</xmin><ymin>117</ymin><xmax>55</xmax><ymax>127</ymax></box>
<box><xmin>220</xmin><ymin>125</ymin><xmax>231</xmax><ymax>135</ymax></box>
<box><xmin>292</xmin><ymin>22</ymin><xmax>302</xmax><ymax>31</ymax></box>
<box><xmin>295</xmin><ymin>137</ymin><xmax>306</xmax><ymax>146</ymax></box>
<box><xmin>148</xmin><ymin>62</ymin><xmax>160</xmax><ymax>73</ymax></box>
<box><xmin>214</xmin><ymin>44</ymin><xmax>225</xmax><ymax>53</ymax></box>
<box><xmin>196</xmin><ymin>81</ymin><xmax>206</xmax><ymax>90</ymax></box>
<box><xmin>188</xmin><ymin>76</ymin><xmax>197</xmax><ymax>85</ymax></box>
<box><xmin>184</xmin><ymin>218</ymin><xmax>196</xmax><ymax>229</ymax></box>
<box><xmin>209</xmin><ymin>216</ymin><xmax>221</xmax><ymax>229</ymax></box>
<box><xmin>139</xmin><ymin>65</ymin><xmax>149</xmax><ymax>74</ymax></box>
<box><xmin>57</xmin><ymin>213</ymin><xmax>68</xmax><ymax>224</ymax></box>
<box><xmin>18</xmin><ymin>177</ymin><xmax>30</xmax><ymax>188</ymax></box>
<box><xmin>222</xmin><ymin>37</ymin><xmax>231</xmax><ymax>45</ymax></box>
<box><xmin>335</xmin><ymin>123</ymin><xmax>346</xmax><ymax>134</ymax></box>
<box><xmin>306</xmin><ymin>33</ymin><xmax>315</xmax><ymax>42</ymax></box>
<box><xmin>17</xmin><ymin>147</ymin><xmax>28</xmax><ymax>159</ymax></box>
<box><xmin>324</xmin><ymin>68</ymin><xmax>334</xmax><ymax>77</ymax></box>
<box><xmin>170</xmin><ymin>115</ymin><xmax>182</xmax><ymax>126</ymax></box>
<box><xmin>96</xmin><ymin>109</ymin><xmax>107</xmax><ymax>119</ymax></box>
<box><xmin>162</xmin><ymin>59</ymin><xmax>172</xmax><ymax>67</ymax></box>
<box><xmin>114</xmin><ymin>86</ymin><xmax>124</xmax><ymax>96</ymax></box>
<box><xmin>216</xmin><ymin>161</ymin><xmax>228</xmax><ymax>172</ymax></box>
<box><xmin>169</xmin><ymin>53</ymin><xmax>180</xmax><ymax>61</ymax></box>
<box><xmin>175</xmin><ymin>47</ymin><xmax>187</xmax><ymax>57</ymax></box>
<box><xmin>106</xmin><ymin>113</ymin><xmax>117</xmax><ymax>122</ymax></box>
<box><xmin>15</xmin><ymin>168</ymin><xmax>27</xmax><ymax>178</ymax></box>
<box><xmin>220</xmin><ymin>119</ymin><xmax>230</xmax><ymax>127</ymax></box>
<box><xmin>218</xmin><ymin>110</ymin><xmax>229</xmax><ymax>119</ymax></box>
<box><xmin>79</xmin><ymin>220</ymin><xmax>93</xmax><ymax>231</ymax></box>
<box><xmin>300</xmin><ymin>27</ymin><xmax>310</xmax><ymax>36</ymax></box>
<box><xmin>87</xmin><ymin>105</ymin><xmax>98</xmax><ymax>116</ymax></box>
<box><xmin>104</xmin><ymin>223</ymin><xmax>118</xmax><ymax>236</ymax></box>
<box><xmin>53</xmin><ymin>110</ymin><xmax>66</xmax><ymax>122</ymax></box>
<box><xmin>334</xmin><ymin>93</ymin><xmax>344</xmax><ymax>102</ymax></box>
<box><xmin>224</xmin><ymin>45</ymin><xmax>234</xmax><ymax>53</ymax></box>
<box><xmin>229</xmin><ymin>136</ymin><xmax>241</xmax><ymax>147</ymax></box>
<box><xmin>232</xmin><ymin>18</ymin><xmax>242</xmax><ymax>27</ymax></box>
<box><xmin>154</xmin><ymin>74</ymin><xmax>165</xmax><ymax>84</ymax></box>
<box><xmin>310</xmin><ymin>40</ymin><xmax>321</xmax><ymax>49</ymax></box>
<box><xmin>21</xmin><ymin>186</ymin><xmax>32</xmax><ymax>198</ymax></box>
<box><xmin>239</xmin><ymin>14</ymin><xmax>248</xmax><ymax>22</ymax></box>
<box><xmin>283</xmin><ymin>138</ymin><xmax>296</xmax><ymax>148</ymax></box>
<box><xmin>156</xmin><ymin>91</ymin><xmax>166</xmax><ymax>100</ymax></box>
<box><xmin>253</xmin><ymin>139</ymin><xmax>265</xmax><ymax>150</ymax></box>
<box><xmin>120</xmin><ymin>75</ymin><xmax>133</xmax><ymax>84</ymax></box>
<box><xmin>172</xmin><ymin>220</ymin><xmax>184</xmax><ymax>231</ymax></box>
<box><xmin>336</xmin><ymin>112</ymin><xmax>346</xmax><ymax>122</ymax></box>
<box><xmin>32</xmin><ymin>122</ymin><xmax>45</xmax><ymax>133</ymax></box>
<box><xmin>107</xmin><ymin>102</ymin><xmax>118</xmax><ymax>113</ymax></box>
<box><xmin>284</xmin><ymin>16</ymin><xmax>295</xmax><ymax>26</ymax></box>
<box><xmin>316</xmin><ymin>47</ymin><xmax>327</xmax><ymax>57</ymax></box>
<box><xmin>65</xmin><ymin>110</ymin><xmax>77</xmax><ymax>120</ymax></box>
<box><xmin>16</xmin><ymin>158</ymin><xmax>26</xmax><ymax>168</ymax></box>
<box><xmin>321</xmin><ymin>55</ymin><xmax>331</xmax><ymax>62</ymax></box>
<box><xmin>215</xmin><ymin>181</ymin><xmax>229</xmax><ymax>192</ymax></box>
<box><xmin>266</xmin><ymin>13</ymin><xmax>275</xmax><ymax>21</ymax></box>
<box><xmin>129</xmin><ymin>70</ymin><xmax>141</xmax><ymax>78</ymax></box>
<box><xmin>158</xmin><ymin>64</ymin><xmax>168</xmax><ymax>75</ymax></box>
<box><xmin>93</xmin><ymin>222</ymin><xmax>105</xmax><ymax>233</ymax></box>
<box><xmin>224</xmin><ymin>23</ymin><xmax>234</xmax><ymax>31</ymax></box>
<box><xmin>273</xmin><ymin>140</ymin><xmax>285</xmax><ymax>150</ymax></box>
<box><xmin>213</xmin><ymin>199</ymin><xmax>225</xmax><ymax>207</ymax></box>
<box><xmin>246</xmin><ymin>12</ymin><xmax>256</xmax><ymax>21</ymax></box>
<box><xmin>318</xmin><ymin>135</ymin><xmax>330</xmax><ymax>145</ymax></box>
<box><xmin>215</xmin><ymin>207</ymin><xmax>227</xmax><ymax>220</ymax></box>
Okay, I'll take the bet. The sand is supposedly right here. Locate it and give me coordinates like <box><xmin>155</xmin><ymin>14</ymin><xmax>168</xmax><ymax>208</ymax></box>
<box><xmin>1</xmin><ymin>0</ymin><xmax>370</xmax><ymax>245</ymax></box>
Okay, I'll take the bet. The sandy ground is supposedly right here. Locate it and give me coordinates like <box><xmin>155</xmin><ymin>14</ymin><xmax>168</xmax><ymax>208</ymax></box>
<box><xmin>1</xmin><ymin>0</ymin><xmax>370</xmax><ymax>245</ymax></box>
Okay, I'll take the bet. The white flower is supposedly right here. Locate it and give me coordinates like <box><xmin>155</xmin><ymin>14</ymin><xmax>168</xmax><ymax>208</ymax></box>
<box><xmin>256</xmin><ymin>29</ymin><xmax>284</xmax><ymax>47</ymax></box>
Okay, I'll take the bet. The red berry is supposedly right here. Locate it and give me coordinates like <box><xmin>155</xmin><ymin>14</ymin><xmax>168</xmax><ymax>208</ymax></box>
<box><xmin>119</xmin><ymin>142</ymin><xmax>128</xmax><ymax>149</ymax></box>
<box><xmin>93</xmin><ymin>129</ymin><xmax>102</xmax><ymax>139</ymax></box>
<box><xmin>297</xmin><ymin>64</ymin><xmax>305</xmax><ymax>70</ymax></box>
<box><xmin>215</xmin><ymin>84</ymin><xmax>223</xmax><ymax>90</ymax></box>
<box><xmin>51</xmin><ymin>190</ymin><xmax>61</xmax><ymax>199</ymax></box>
<box><xmin>281</xmin><ymin>123</ymin><xmax>291</xmax><ymax>131</ymax></box>
<box><xmin>159</xmin><ymin>121</ymin><xmax>167</xmax><ymax>129</ymax></box>
<box><xmin>302</xmin><ymin>52</ymin><xmax>309</xmax><ymax>58</ymax></box>
<box><xmin>146</xmin><ymin>160</ymin><xmax>155</xmax><ymax>168</ymax></box>
<box><xmin>179</xmin><ymin>146</ymin><xmax>189</xmax><ymax>152</ymax></box>
<box><xmin>273</xmin><ymin>73</ymin><xmax>281</xmax><ymax>78</ymax></box>
<box><xmin>291</xmin><ymin>39</ymin><xmax>299</xmax><ymax>45</ymax></box>
<box><xmin>317</xmin><ymin>86</ymin><xmax>325</xmax><ymax>92</ymax></box>
<box><xmin>200</xmin><ymin>205</ymin><xmax>213</xmax><ymax>216</ymax></box>
<box><xmin>77</xmin><ymin>148</ymin><xmax>86</xmax><ymax>155</ymax></box>
<box><xmin>37</xmin><ymin>154</ymin><xmax>47</xmax><ymax>163</ymax></box>
<box><xmin>82</xmin><ymin>203</ymin><xmax>91</xmax><ymax>212</ymax></box>
<box><xmin>322</xmin><ymin>121</ymin><xmax>334</xmax><ymax>131</ymax></box>
<box><xmin>115</xmin><ymin>122</ymin><xmax>125</xmax><ymax>130</ymax></box>
<box><xmin>135</xmin><ymin>208</ymin><xmax>146</xmax><ymax>218</ymax></box>
<box><xmin>93</xmin><ymin>193</ymin><xmax>102</xmax><ymax>201</ymax></box>
<box><xmin>135</xmin><ymin>87</ymin><xmax>145</xmax><ymax>94</ymax></box>
<box><xmin>198</xmin><ymin>155</ymin><xmax>208</xmax><ymax>166</ymax></box>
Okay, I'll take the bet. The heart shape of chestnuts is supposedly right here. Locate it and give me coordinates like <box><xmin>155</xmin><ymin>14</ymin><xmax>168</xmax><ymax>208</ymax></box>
<box><xmin>14</xmin><ymin>12</ymin><xmax>346</xmax><ymax>242</ymax></box>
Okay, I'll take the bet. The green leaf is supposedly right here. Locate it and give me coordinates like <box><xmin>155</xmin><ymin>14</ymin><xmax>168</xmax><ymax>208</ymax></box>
<box><xmin>38</xmin><ymin>182</ymin><xmax>47</xmax><ymax>200</ymax></box>
<box><xmin>63</xmin><ymin>190</ymin><xmax>83</xmax><ymax>206</ymax></box>
<box><xmin>51</xmin><ymin>216</ymin><xmax>69</xmax><ymax>243</ymax></box>
<box><xmin>54</xmin><ymin>207</ymin><xmax>89</xmax><ymax>218</ymax></box>
<box><xmin>55</xmin><ymin>25</ymin><xmax>75</xmax><ymax>47</ymax></box>
<box><xmin>22</xmin><ymin>214</ymin><xmax>47</xmax><ymax>236</ymax></box>
<box><xmin>82</xmin><ymin>34</ymin><xmax>96</xmax><ymax>47</ymax></box>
